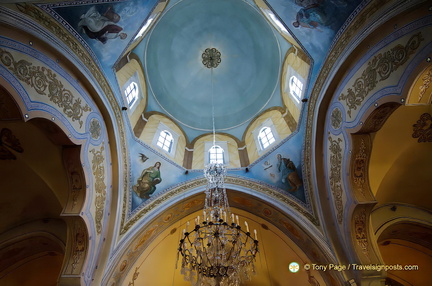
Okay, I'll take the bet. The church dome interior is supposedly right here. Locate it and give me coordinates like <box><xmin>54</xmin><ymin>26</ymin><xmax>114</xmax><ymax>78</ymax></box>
<box><xmin>0</xmin><ymin>0</ymin><xmax>431</xmax><ymax>285</ymax></box>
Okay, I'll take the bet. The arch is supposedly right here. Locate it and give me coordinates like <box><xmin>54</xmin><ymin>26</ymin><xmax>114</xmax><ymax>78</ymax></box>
<box><xmin>243</xmin><ymin>107</ymin><xmax>291</xmax><ymax>163</ymax></box>
<box><xmin>115</xmin><ymin>56</ymin><xmax>148</xmax><ymax>129</ymax></box>
<box><xmin>0</xmin><ymin>26</ymin><xmax>116</xmax><ymax>284</ymax></box>
<box><xmin>371</xmin><ymin>204</ymin><xmax>432</xmax><ymax>285</ymax></box>
<box><xmin>191</xmin><ymin>133</ymin><xmax>241</xmax><ymax>169</ymax></box>
<box><xmin>139</xmin><ymin>112</ymin><xmax>187</xmax><ymax>166</ymax></box>
<box><xmin>0</xmin><ymin>85</ymin><xmax>90</xmax><ymax>284</ymax></box>
<box><xmin>280</xmin><ymin>46</ymin><xmax>311</xmax><ymax>126</ymax></box>
<box><xmin>103</xmin><ymin>180</ymin><xmax>343</xmax><ymax>285</ymax></box>
<box><xmin>303</xmin><ymin>1</ymin><xmax>432</xmax><ymax>284</ymax></box>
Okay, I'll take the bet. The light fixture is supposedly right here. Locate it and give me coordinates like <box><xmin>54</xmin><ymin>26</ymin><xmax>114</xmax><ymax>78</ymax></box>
<box><xmin>177</xmin><ymin>50</ymin><xmax>259</xmax><ymax>286</ymax></box>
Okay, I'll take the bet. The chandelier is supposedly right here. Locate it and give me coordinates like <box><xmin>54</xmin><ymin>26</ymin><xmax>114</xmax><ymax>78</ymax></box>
<box><xmin>177</xmin><ymin>50</ymin><xmax>259</xmax><ymax>285</ymax></box>
<box><xmin>177</xmin><ymin>162</ymin><xmax>259</xmax><ymax>285</ymax></box>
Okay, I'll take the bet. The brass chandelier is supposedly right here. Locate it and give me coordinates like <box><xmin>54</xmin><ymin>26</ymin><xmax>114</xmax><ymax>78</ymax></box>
<box><xmin>177</xmin><ymin>50</ymin><xmax>259</xmax><ymax>285</ymax></box>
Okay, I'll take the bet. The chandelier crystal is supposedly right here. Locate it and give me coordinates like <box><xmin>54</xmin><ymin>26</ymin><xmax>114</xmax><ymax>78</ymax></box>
<box><xmin>178</xmin><ymin>50</ymin><xmax>258</xmax><ymax>285</ymax></box>
<box><xmin>177</xmin><ymin>162</ymin><xmax>259</xmax><ymax>286</ymax></box>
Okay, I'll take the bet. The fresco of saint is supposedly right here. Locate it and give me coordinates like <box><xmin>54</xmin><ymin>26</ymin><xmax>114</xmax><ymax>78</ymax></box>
<box><xmin>133</xmin><ymin>162</ymin><xmax>162</xmax><ymax>199</ymax></box>
<box><xmin>277</xmin><ymin>154</ymin><xmax>302</xmax><ymax>192</ymax></box>
<box><xmin>78</xmin><ymin>6</ymin><xmax>127</xmax><ymax>44</ymax></box>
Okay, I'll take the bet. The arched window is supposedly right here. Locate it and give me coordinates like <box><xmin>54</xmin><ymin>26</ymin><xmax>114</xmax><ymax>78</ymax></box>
<box><xmin>208</xmin><ymin>145</ymin><xmax>224</xmax><ymax>164</ymax></box>
<box><xmin>289</xmin><ymin>75</ymin><xmax>303</xmax><ymax>103</ymax></box>
<box><xmin>156</xmin><ymin>130</ymin><xmax>173</xmax><ymax>153</ymax></box>
<box><xmin>258</xmin><ymin>127</ymin><xmax>275</xmax><ymax>150</ymax></box>
<box><xmin>124</xmin><ymin>81</ymin><xmax>139</xmax><ymax>108</ymax></box>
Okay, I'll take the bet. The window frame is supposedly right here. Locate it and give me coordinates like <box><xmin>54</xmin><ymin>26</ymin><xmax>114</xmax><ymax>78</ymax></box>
<box><xmin>285</xmin><ymin>67</ymin><xmax>305</xmax><ymax>106</ymax></box>
<box><xmin>122</xmin><ymin>72</ymin><xmax>142</xmax><ymax>111</ymax></box>
<box><xmin>289</xmin><ymin>75</ymin><xmax>303</xmax><ymax>103</ymax></box>
<box><xmin>258</xmin><ymin>126</ymin><xmax>276</xmax><ymax>150</ymax></box>
<box><xmin>208</xmin><ymin>145</ymin><xmax>225</xmax><ymax>164</ymax></box>
<box><xmin>152</xmin><ymin>122</ymin><xmax>179</xmax><ymax>157</ymax></box>
<box><xmin>156</xmin><ymin>130</ymin><xmax>174</xmax><ymax>153</ymax></box>
<box><xmin>252</xmin><ymin>118</ymin><xmax>280</xmax><ymax>155</ymax></box>
<box><xmin>204</xmin><ymin>141</ymin><xmax>229</xmax><ymax>166</ymax></box>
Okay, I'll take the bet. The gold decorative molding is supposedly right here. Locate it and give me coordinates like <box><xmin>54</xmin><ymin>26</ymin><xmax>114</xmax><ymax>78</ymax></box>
<box><xmin>303</xmin><ymin>0</ymin><xmax>394</xmax><ymax>229</ymax></box>
<box><xmin>353</xmin><ymin>138</ymin><xmax>367</xmax><ymax>197</ymax></box>
<box><xmin>128</xmin><ymin>267</ymin><xmax>140</xmax><ymax>286</ymax></box>
<box><xmin>90</xmin><ymin>143</ymin><xmax>106</xmax><ymax>235</ymax></box>
<box><xmin>121</xmin><ymin>175</ymin><xmax>318</xmax><ymax>235</ymax></box>
<box><xmin>328</xmin><ymin>136</ymin><xmax>343</xmax><ymax>223</ymax></box>
<box><xmin>354</xmin><ymin>208</ymin><xmax>369</xmax><ymax>258</ymax></box>
<box><xmin>418</xmin><ymin>68</ymin><xmax>432</xmax><ymax>103</ymax></box>
<box><xmin>89</xmin><ymin>118</ymin><xmax>102</xmax><ymax>140</ymax></box>
<box><xmin>71</xmin><ymin>221</ymin><xmax>86</xmax><ymax>273</ymax></box>
<box><xmin>120</xmin><ymin>178</ymin><xmax>206</xmax><ymax>234</ymax></box>
<box><xmin>15</xmin><ymin>3</ymin><xmax>128</xmax><ymax>238</ymax></box>
<box><xmin>330</xmin><ymin>107</ymin><xmax>342</xmax><ymax>130</ymax></box>
<box><xmin>0</xmin><ymin>48</ymin><xmax>91</xmax><ymax>127</ymax></box>
<box><xmin>339</xmin><ymin>32</ymin><xmax>424</xmax><ymax>118</ymax></box>
<box><xmin>412</xmin><ymin>113</ymin><xmax>432</xmax><ymax>142</ymax></box>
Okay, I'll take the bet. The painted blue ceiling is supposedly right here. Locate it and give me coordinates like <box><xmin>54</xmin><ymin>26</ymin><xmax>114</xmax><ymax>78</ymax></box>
<box><xmin>42</xmin><ymin>0</ymin><xmax>363</xmax><ymax>142</ymax></box>
<box><xmin>145</xmin><ymin>0</ymin><xmax>281</xmax><ymax>131</ymax></box>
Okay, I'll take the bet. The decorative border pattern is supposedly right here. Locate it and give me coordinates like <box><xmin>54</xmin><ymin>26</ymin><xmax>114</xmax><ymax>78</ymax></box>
<box><xmin>339</xmin><ymin>33</ymin><xmax>424</xmax><ymax>118</ymax></box>
<box><xmin>0</xmin><ymin>47</ymin><xmax>91</xmax><ymax>127</ymax></box>
<box><xmin>328</xmin><ymin>136</ymin><xmax>343</xmax><ymax>224</ymax></box>
<box><xmin>412</xmin><ymin>113</ymin><xmax>432</xmax><ymax>142</ymax></box>
<box><xmin>353</xmin><ymin>138</ymin><xmax>367</xmax><ymax>197</ymax></box>
<box><xmin>90</xmin><ymin>143</ymin><xmax>107</xmax><ymax>234</ymax></box>
<box><xmin>120</xmin><ymin>174</ymin><xmax>318</xmax><ymax>234</ymax></box>
<box><xmin>354</xmin><ymin>208</ymin><xmax>369</xmax><ymax>258</ymax></box>
<box><xmin>418</xmin><ymin>67</ymin><xmax>432</xmax><ymax>102</ymax></box>
<box><xmin>14</xmin><ymin>3</ymin><xmax>127</xmax><ymax>238</ymax></box>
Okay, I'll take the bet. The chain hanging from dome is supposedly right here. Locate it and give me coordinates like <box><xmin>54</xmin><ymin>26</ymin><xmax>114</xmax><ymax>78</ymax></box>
<box><xmin>177</xmin><ymin>52</ymin><xmax>259</xmax><ymax>286</ymax></box>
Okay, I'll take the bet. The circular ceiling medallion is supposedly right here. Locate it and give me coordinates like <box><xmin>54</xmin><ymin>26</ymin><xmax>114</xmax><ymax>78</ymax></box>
<box><xmin>146</xmin><ymin>0</ymin><xmax>280</xmax><ymax>130</ymax></box>
<box><xmin>202</xmin><ymin>48</ymin><xmax>221</xmax><ymax>68</ymax></box>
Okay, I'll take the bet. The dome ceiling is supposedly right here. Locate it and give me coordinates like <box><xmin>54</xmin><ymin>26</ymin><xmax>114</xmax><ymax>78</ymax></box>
<box><xmin>145</xmin><ymin>0</ymin><xmax>280</xmax><ymax>131</ymax></box>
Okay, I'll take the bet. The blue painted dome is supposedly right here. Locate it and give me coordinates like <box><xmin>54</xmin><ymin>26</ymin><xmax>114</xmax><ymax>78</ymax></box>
<box><xmin>145</xmin><ymin>0</ymin><xmax>280</xmax><ymax>131</ymax></box>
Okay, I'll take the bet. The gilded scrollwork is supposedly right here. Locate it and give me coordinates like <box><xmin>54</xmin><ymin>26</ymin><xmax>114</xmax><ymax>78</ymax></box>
<box><xmin>418</xmin><ymin>68</ymin><xmax>431</xmax><ymax>103</ymax></box>
<box><xmin>412</xmin><ymin>113</ymin><xmax>432</xmax><ymax>142</ymax></box>
<box><xmin>121</xmin><ymin>175</ymin><xmax>318</xmax><ymax>234</ymax></box>
<box><xmin>90</xmin><ymin>144</ymin><xmax>106</xmax><ymax>234</ymax></box>
<box><xmin>328</xmin><ymin>136</ymin><xmax>343</xmax><ymax>223</ymax></box>
<box><xmin>0</xmin><ymin>48</ymin><xmax>91</xmax><ymax>127</ymax></box>
<box><xmin>71</xmin><ymin>221</ymin><xmax>86</xmax><ymax>273</ymax></box>
<box><xmin>339</xmin><ymin>33</ymin><xmax>424</xmax><ymax>117</ymax></box>
<box><xmin>354</xmin><ymin>208</ymin><xmax>369</xmax><ymax>257</ymax></box>
<box><xmin>89</xmin><ymin>118</ymin><xmax>102</xmax><ymax>140</ymax></box>
<box><xmin>330</xmin><ymin>108</ymin><xmax>342</xmax><ymax>130</ymax></box>
<box><xmin>353</xmin><ymin>139</ymin><xmax>367</xmax><ymax>197</ymax></box>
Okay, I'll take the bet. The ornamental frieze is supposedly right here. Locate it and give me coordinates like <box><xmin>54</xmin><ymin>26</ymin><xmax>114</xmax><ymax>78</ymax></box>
<box><xmin>412</xmin><ymin>113</ymin><xmax>432</xmax><ymax>142</ymax></box>
<box><xmin>0</xmin><ymin>48</ymin><xmax>91</xmax><ymax>128</ymax></box>
<box><xmin>90</xmin><ymin>143</ymin><xmax>107</xmax><ymax>234</ymax></box>
<box><xmin>418</xmin><ymin>67</ymin><xmax>431</xmax><ymax>103</ymax></box>
<box><xmin>353</xmin><ymin>138</ymin><xmax>367</xmax><ymax>197</ymax></box>
<box><xmin>339</xmin><ymin>32</ymin><xmax>424</xmax><ymax>118</ymax></box>
<box><xmin>354</xmin><ymin>208</ymin><xmax>369</xmax><ymax>258</ymax></box>
<box><xmin>120</xmin><ymin>175</ymin><xmax>318</xmax><ymax>235</ymax></box>
<box><xmin>328</xmin><ymin>136</ymin><xmax>344</xmax><ymax>223</ymax></box>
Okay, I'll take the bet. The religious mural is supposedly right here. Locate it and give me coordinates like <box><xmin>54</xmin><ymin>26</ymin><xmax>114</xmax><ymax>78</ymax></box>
<box><xmin>133</xmin><ymin>161</ymin><xmax>162</xmax><ymax>199</ymax></box>
<box><xmin>250</xmin><ymin>151</ymin><xmax>306</xmax><ymax>203</ymax></box>
<box><xmin>40</xmin><ymin>0</ymin><xmax>159</xmax><ymax>67</ymax></box>
<box><xmin>266</xmin><ymin>0</ymin><xmax>361</xmax><ymax>66</ymax></box>
<box><xmin>129</xmin><ymin>145</ymin><xmax>201</xmax><ymax>211</ymax></box>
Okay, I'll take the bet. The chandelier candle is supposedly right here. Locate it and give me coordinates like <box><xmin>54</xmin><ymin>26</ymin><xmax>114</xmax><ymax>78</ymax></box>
<box><xmin>177</xmin><ymin>163</ymin><xmax>259</xmax><ymax>286</ymax></box>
